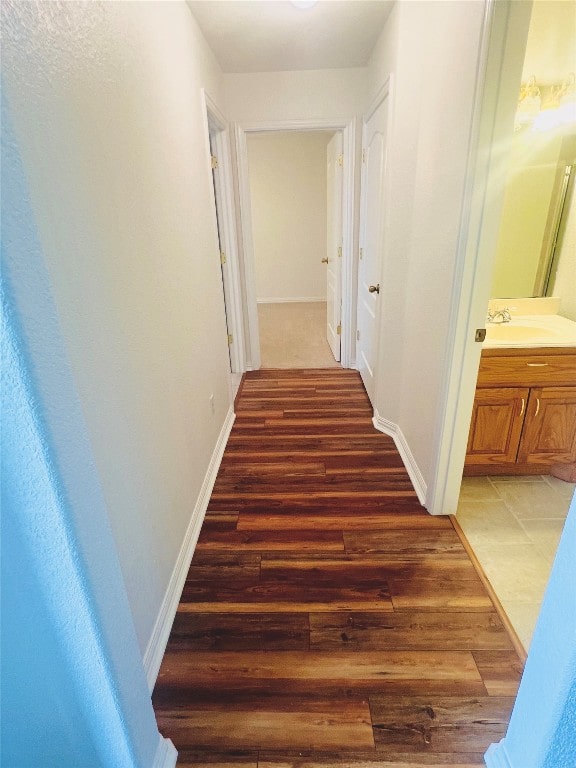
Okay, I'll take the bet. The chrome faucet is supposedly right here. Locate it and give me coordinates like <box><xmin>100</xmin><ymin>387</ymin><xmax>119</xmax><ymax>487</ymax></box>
<box><xmin>487</xmin><ymin>307</ymin><xmax>512</xmax><ymax>324</ymax></box>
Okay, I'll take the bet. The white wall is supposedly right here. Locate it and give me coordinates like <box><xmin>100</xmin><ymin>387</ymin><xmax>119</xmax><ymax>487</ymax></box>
<box><xmin>2</xmin><ymin>144</ymin><xmax>169</xmax><ymax>761</ymax></box>
<box><xmin>2</xmin><ymin>0</ymin><xmax>231</xmax><ymax>658</ymax></box>
<box><xmin>521</xmin><ymin>0</ymin><xmax>576</xmax><ymax>83</ymax></box>
<box><xmin>365</xmin><ymin>2</ymin><xmax>398</xmax><ymax>108</ymax></box>
<box><xmin>368</xmin><ymin>0</ymin><xmax>487</xmax><ymax>498</ymax></box>
<box><xmin>225</xmin><ymin>68</ymin><xmax>367</xmax><ymax>125</ymax></box>
<box><xmin>247</xmin><ymin>131</ymin><xmax>332</xmax><ymax>302</ymax></box>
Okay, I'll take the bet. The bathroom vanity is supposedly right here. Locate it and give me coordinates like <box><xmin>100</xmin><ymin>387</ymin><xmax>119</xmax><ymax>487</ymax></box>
<box><xmin>464</xmin><ymin>309</ymin><xmax>576</xmax><ymax>475</ymax></box>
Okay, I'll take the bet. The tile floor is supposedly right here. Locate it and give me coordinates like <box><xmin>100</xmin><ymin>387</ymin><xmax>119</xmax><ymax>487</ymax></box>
<box><xmin>457</xmin><ymin>475</ymin><xmax>575</xmax><ymax>652</ymax></box>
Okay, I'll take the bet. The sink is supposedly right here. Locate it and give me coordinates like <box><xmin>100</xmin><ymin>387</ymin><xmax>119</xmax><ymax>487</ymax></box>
<box><xmin>485</xmin><ymin>324</ymin><xmax>558</xmax><ymax>342</ymax></box>
<box><xmin>483</xmin><ymin>314</ymin><xmax>576</xmax><ymax>348</ymax></box>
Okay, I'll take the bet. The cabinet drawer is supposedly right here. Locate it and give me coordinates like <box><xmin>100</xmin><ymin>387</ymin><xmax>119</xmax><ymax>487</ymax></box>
<box><xmin>477</xmin><ymin>352</ymin><xmax>576</xmax><ymax>387</ymax></box>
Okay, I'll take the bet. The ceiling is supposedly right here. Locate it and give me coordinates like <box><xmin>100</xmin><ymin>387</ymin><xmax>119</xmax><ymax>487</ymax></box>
<box><xmin>186</xmin><ymin>1</ymin><xmax>395</xmax><ymax>74</ymax></box>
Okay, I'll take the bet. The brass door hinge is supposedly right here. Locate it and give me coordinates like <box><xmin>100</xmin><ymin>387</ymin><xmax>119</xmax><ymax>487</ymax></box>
<box><xmin>227</xmin><ymin>334</ymin><xmax>233</xmax><ymax>346</ymax></box>
<box><xmin>211</xmin><ymin>155</ymin><xmax>219</xmax><ymax>169</ymax></box>
<box><xmin>359</xmin><ymin>247</ymin><xmax>363</xmax><ymax>260</ymax></box>
<box><xmin>362</xmin><ymin>149</ymin><xmax>366</xmax><ymax>164</ymax></box>
<box><xmin>220</xmin><ymin>251</ymin><xmax>227</xmax><ymax>265</ymax></box>
<box><xmin>337</xmin><ymin>153</ymin><xmax>344</xmax><ymax>167</ymax></box>
<box><xmin>337</xmin><ymin>324</ymin><xmax>341</xmax><ymax>336</ymax></box>
<box><xmin>337</xmin><ymin>246</ymin><xmax>342</xmax><ymax>258</ymax></box>
<box><xmin>357</xmin><ymin>330</ymin><xmax>360</xmax><ymax>341</ymax></box>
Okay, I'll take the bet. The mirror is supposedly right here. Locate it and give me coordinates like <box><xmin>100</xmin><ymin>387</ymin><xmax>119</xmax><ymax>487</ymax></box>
<box><xmin>489</xmin><ymin>0</ymin><xmax>576</xmax><ymax>300</ymax></box>
<box><xmin>490</xmin><ymin>130</ymin><xmax>576</xmax><ymax>299</ymax></box>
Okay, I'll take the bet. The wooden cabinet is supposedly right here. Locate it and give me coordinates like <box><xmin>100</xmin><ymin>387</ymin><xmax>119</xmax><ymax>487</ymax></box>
<box><xmin>466</xmin><ymin>387</ymin><xmax>528</xmax><ymax>467</ymax></box>
<box><xmin>465</xmin><ymin>348</ymin><xmax>576</xmax><ymax>475</ymax></box>
<box><xmin>518</xmin><ymin>387</ymin><xmax>576</xmax><ymax>465</ymax></box>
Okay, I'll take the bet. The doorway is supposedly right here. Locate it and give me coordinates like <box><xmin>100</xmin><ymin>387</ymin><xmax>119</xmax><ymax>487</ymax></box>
<box><xmin>455</xmin><ymin>0</ymin><xmax>576</xmax><ymax>652</ymax></box>
<box><xmin>234</xmin><ymin>118</ymin><xmax>356</xmax><ymax>371</ymax></box>
<box><xmin>245</xmin><ymin>130</ymin><xmax>339</xmax><ymax>369</ymax></box>
<box><xmin>434</xmin><ymin>1</ymin><xmax>576</xmax><ymax>654</ymax></box>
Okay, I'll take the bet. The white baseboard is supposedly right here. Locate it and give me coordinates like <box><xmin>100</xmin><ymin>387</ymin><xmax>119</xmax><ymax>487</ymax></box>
<box><xmin>484</xmin><ymin>741</ymin><xmax>514</xmax><ymax>768</ymax></box>
<box><xmin>372</xmin><ymin>410</ymin><xmax>427</xmax><ymax>507</ymax></box>
<box><xmin>143</xmin><ymin>406</ymin><xmax>235</xmax><ymax>691</ymax></box>
<box><xmin>153</xmin><ymin>737</ymin><xmax>178</xmax><ymax>768</ymax></box>
<box><xmin>257</xmin><ymin>297</ymin><xmax>326</xmax><ymax>304</ymax></box>
<box><xmin>230</xmin><ymin>372</ymin><xmax>242</xmax><ymax>400</ymax></box>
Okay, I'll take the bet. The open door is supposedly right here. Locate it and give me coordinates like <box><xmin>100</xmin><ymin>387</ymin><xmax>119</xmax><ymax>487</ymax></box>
<box><xmin>209</xmin><ymin>132</ymin><xmax>233</xmax><ymax>370</ymax></box>
<box><xmin>357</xmin><ymin>84</ymin><xmax>390</xmax><ymax>403</ymax></box>
<box><xmin>326</xmin><ymin>132</ymin><xmax>343</xmax><ymax>362</ymax></box>
<box><xmin>204</xmin><ymin>89</ymin><xmax>245</xmax><ymax>380</ymax></box>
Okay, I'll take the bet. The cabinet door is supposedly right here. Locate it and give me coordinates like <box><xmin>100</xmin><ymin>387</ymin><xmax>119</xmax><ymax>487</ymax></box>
<box><xmin>518</xmin><ymin>387</ymin><xmax>576</xmax><ymax>465</ymax></box>
<box><xmin>465</xmin><ymin>387</ymin><xmax>529</xmax><ymax>466</ymax></box>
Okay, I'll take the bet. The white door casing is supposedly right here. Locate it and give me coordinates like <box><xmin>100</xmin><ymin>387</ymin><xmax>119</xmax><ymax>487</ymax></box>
<box><xmin>426</xmin><ymin>1</ymin><xmax>531</xmax><ymax>516</ymax></box>
<box><xmin>357</xmin><ymin>81</ymin><xmax>391</xmax><ymax>403</ymax></box>
<box><xmin>203</xmin><ymin>90</ymin><xmax>245</xmax><ymax>376</ymax></box>
<box><xmin>326</xmin><ymin>132</ymin><xmax>343</xmax><ymax>362</ymax></box>
<box><xmin>209</xmin><ymin>131</ymin><xmax>233</xmax><ymax>371</ymax></box>
<box><xmin>234</xmin><ymin>118</ymin><xmax>356</xmax><ymax>370</ymax></box>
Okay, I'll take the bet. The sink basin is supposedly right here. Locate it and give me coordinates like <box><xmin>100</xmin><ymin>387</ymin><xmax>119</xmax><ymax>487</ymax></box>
<box><xmin>485</xmin><ymin>324</ymin><xmax>558</xmax><ymax>342</ymax></box>
<box><xmin>483</xmin><ymin>314</ymin><xmax>576</xmax><ymax>347</ymax></box>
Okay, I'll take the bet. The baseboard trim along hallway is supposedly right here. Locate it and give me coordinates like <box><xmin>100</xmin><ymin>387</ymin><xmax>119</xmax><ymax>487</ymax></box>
<box><xmin>153</xmin><ymin>369</ymin><xmax>523</xmax><ymax>766</ymax></box>
<box><xmin>144</xmin><ymin>405</ymin><xmax>235</xmax><ymax>691</ymax></box>
<box><xmin>373</xmin><ymin>409</ymin><xmax>428</xmax><ymax>506</ymax></box>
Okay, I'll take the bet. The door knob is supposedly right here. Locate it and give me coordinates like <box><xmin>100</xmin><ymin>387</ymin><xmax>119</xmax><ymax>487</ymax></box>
<box><xmin>368</xmin><ymin>284</ymin><xmax>380</xmax><ymax>294</ymax></box>
<box><xmin>321</xmin><ymin>258</ymin><xmax>329</xmax><ymax>263</ymax></box>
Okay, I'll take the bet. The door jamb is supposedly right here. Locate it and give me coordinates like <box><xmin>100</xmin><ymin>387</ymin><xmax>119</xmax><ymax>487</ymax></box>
<box><xmin>234</xmin><ymin>118</ymin><xmax>356</xmax><ymax>370</ymax></box>
<box><xmin>426</xmin><ymin>0</ymin><xmax>533</xmax><ymax>515</ymax></box>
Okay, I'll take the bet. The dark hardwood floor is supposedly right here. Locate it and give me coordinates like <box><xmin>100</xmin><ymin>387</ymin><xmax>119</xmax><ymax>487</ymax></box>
<box><xmin>153</xmin><ymin>369</ymin><xmax>523</xmax><ymax>768</ymax></box>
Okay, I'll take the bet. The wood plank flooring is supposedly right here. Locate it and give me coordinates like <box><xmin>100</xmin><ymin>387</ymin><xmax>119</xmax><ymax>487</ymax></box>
<box><xmin>153</xmin><ymin>369</ymin><xmax>523</xmax><ymax>768</ymax></box>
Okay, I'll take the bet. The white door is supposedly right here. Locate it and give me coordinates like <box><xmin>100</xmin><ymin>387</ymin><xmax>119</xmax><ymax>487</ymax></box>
<box><xmin>326</xmin><ymin>132</ymin><xmax>343</xmax><ymax>361</ymax></box>
<box><xmin>357</xmin><ymin>86</ymin><xmax>390</xmax><ymax>402</ymax></box>
<box><xmin>209</xmin><ymin>132</ymin><xmax>232</xmax><ymax>370</ymax></box>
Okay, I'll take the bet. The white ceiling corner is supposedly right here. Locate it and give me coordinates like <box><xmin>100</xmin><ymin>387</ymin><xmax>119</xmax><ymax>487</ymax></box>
<box><xmin>186</xmin><ymin>0</ymin><xmax>395</xmax><ymax>74</ymax></box>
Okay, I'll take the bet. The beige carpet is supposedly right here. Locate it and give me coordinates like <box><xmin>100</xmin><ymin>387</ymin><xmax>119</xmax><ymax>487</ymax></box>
<box><xmin>258</xmin><ymin>302</ymin><xmax>341</xmax><ymax>369</ymax></box>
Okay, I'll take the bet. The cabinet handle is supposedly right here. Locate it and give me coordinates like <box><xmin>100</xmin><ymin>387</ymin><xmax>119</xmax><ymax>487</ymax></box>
<box><xmin>527</xmin><ymin>363</ymin><xmax>548</xmax><ymax>367</ymax></box>
<box><xmin>519</xmin><ymin>397</ymin><xmax>525</xmax><ymax>417</ymax></box>
<box><xmin>535</xmin><ymin>398</ymin><xmax>541</xmax><ymax>417</ymax></box>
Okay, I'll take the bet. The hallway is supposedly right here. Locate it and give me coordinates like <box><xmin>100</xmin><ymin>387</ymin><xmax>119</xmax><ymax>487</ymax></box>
<box><xmin>153</xmin><ymin>369</ymin><xmax>523</xmax><ymax>767</ymax></box>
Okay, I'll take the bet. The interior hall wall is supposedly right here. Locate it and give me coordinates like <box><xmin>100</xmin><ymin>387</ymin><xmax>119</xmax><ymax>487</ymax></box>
<box><xmin>367</xmin><ymin>0</ymin><xmax>487</xmax><ymax>495</ymax></box>
<box><xmin>2</xmin><ymin>0</ymin><xmax>231</xmax><ymax>660</ymax></box>
<box><xmin>224</xmin><ymin>68</ymin><xmax>367</xmax><ymax>125</ymax></box>
<box><xmin>247</xmin><ymin>131</ymin><xmax>332</xmax><ymax>302</ymax></box>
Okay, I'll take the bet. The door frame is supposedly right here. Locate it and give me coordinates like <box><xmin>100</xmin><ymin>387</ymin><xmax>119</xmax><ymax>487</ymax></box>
<box><xmin>202</xmin><ymin>89</ymin><xmax>246</xmax><ymax>376</ymax></box>
<box><xmin>426</xmin><ymin>0</ymin><xmax>532</xmax><ymax>515</ymax></box>
<box><xmin>326</xmin><ymin>131</ymin><xmax>344</xmax><ymax>363</ymax></box>
<box><xmin>234</xmin><ymin>118</ymin><xmax>356</xmax><ymax>370</ymax></box>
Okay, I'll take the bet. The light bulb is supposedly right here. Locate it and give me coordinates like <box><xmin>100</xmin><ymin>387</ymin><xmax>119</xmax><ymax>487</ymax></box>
<box><xmin>290</xmin><ymin>1</ymin><xmax>318</xmax><ymax>9</ymax></box>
